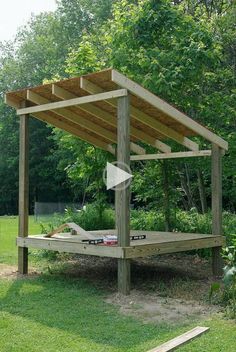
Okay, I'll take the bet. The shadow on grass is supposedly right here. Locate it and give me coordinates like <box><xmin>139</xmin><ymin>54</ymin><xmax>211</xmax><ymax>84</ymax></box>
<box><xmin>0</xmin><ymin>274</ymin><xmax>175</xmax><ymax>351</ymax></box>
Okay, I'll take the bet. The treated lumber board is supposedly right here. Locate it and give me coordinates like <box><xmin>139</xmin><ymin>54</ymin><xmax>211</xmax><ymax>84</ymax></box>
<box><xmin>211</xmin><ymin>143</ymin><xmax>223</xmax><ymax>276</ymax></box>
<box><xmin>17</xmin><ymin>89</ymin><xmax>128</xmax><ymax>115</ymax></box>
<box><xmin>27</xmin><ymin>90</ymin><xmax>117</xmax><ymax>143</ymax></box>
<box><xmin>45</xmin><ymin>222</ymin><xmax>96</xmax><ymax>240</ymax></box>
<box><xmin>30</xmin><ymin>110</ymin><xmax>115</xmax><ymax>154</ymax></box>
<box><xmin>81</xmin><ymin>79</ymin><xmax>198</xmax><ymax>151</ymax></box>
<box><xmin>17</xmin><ymin>237</ymin><xmax>124</xmax><ymax>258</ymax></box>
<box><xmin>131</xmin><ymin>150</ymin><xmax>212</xmax><ymax>161</ymax></box>
<box><xmin>80</xmin><ymin>78</ymin><xmax>172</xmax><ymax>153</ymax></box>
<box><xmin>116</xmin><ymin>94</ymin><xmax>131</xmax><ymax>295</ymax></box>
<box><xmin>112</xmin><ymin>69</ymin><xmax>228</xmax><ymax>150</ymax></box>
<box><xmin>4</xmin><ymin>94</ymin><xmax>21</xmax><ymax>108</ymax></box>
<box><xmin>52</xmin><ymin>85</ymin><xmax>146</xmax><ymax>155</ymax></box>
<box><xmin>18</xmin><ymin>101</ymin><xmax>29</xmax><ymax>274</ymax></box>
<box><xmin>147</xmin><ymin>326</ymin><xmax>209</xmax><ymax>352</ymax></box>
<box><xmin>124</xmin><ymin>236</ymin><xmax>226</xmax><ymax>258</ymax></box>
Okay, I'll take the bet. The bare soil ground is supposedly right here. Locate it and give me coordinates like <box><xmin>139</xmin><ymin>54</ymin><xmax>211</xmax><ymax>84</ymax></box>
<box><xmin>0</xmin><ymin>264</ymin><xmax>38</xmax><ymax>279</ymax></box>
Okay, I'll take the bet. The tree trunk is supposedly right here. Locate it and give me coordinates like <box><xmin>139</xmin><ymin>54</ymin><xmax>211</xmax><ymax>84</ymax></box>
<box><xmin>197</xmin><ymin>169</ymin><xmax>208</xmax><ymax>213</ymax></box>
<box><xmin>162</xmin><ymin>160</ymin><xmax>171</xmax><ymax>231</ymax></box>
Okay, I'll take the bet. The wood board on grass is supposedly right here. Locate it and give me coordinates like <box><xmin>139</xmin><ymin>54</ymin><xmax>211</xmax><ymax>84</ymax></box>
<box><xmin>147</xmin><ymin>326</ymin><xmax>209</xmax><ymax>352</ymax></box>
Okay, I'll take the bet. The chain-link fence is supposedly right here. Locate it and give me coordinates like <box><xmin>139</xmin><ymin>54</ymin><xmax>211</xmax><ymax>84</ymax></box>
<box><xmin>34</xmin><ymin>202</ymin><xmax>81</xmax><ymax>221</ymax></box>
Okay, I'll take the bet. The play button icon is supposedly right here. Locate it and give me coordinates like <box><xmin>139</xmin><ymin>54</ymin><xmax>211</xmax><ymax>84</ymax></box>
<box><xmin>104</xmin><ymin>162</ymin><xmax>133</xmax><ymax>190</ymax></box>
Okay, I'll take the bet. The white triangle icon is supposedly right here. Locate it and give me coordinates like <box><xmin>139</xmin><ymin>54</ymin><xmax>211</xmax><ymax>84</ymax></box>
<box><xmin>106</xmin><ymin>162</ymin><xmax>133</xmax><ymax>190</ymax></box>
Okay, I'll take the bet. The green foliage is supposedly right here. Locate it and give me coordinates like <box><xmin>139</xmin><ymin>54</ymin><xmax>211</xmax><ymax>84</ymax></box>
<box><xmin>64</xmin><ymin>204</ymin><xmax>115</xmax><ymax>231</ymax></box>
<box><xmin>222</xmin><ymin>236</ymin><xmax>236</xmax><ymax>318</ymax></box>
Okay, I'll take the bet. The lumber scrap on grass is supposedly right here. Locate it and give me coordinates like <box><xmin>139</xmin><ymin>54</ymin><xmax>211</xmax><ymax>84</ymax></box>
<box><xmin>147</xmin><ymin>326</ymin><xmax>209</xmax><ymax>352</ymax></box>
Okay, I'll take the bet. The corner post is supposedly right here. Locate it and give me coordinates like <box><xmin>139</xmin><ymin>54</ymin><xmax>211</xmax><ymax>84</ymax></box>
<box><xmin>18</xmin><ymin>103</ymin><xmax>29</xmax><ymax>274</ymax></box>
<box><xmin>211</xmin><ymin>143</ymin><xmax>223</xmax><ymax>276</ymax></box>
<box><xmin>116</xmin><ymin>94</ymin><xmax>131</xmax><ymax>295</ymax></box>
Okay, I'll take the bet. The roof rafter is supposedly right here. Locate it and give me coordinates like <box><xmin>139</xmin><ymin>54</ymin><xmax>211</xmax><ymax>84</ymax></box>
<box><xmin>31</xmin><ymin>111</ymin><xmax>115</xmax><ymax>154</ymax></box>
<box><xmin>51</xmin><ymin>84</ymin><xmax>146</xmax><ymax>155</ymax></box>
<box><xmin>111</xmin><ymin>69</ymin><xmax>228</xmax><ymax>150</ymax></box>
<box><xmin>80</xmin><ymin>78</ymin><xmax>198</xmax><ymax>152</ymax></box>
<box><xmin>79</xmin><ymin>79</ymin><xmax>171</xmax><ymax>153</ymax></box>
<box><xmin>27</xmin><ymin>90</ymin><xmax>118</xmax><ymax>145</ymax></box>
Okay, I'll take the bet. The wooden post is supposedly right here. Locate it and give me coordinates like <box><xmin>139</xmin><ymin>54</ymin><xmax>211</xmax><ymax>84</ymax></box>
<box><xmin>211</xmin><ymin>143</ymin><xmax>223</xmax><ymax>276</ymax></box>
<box><xmin>116</xmin><ymin>94</ymin><xmax>131</xmax><ymax>295</ymax></box>
<box><xmin>18</xmin><ymin>104</ymin><xmax>29</xmax><ymax>274</ymax></box>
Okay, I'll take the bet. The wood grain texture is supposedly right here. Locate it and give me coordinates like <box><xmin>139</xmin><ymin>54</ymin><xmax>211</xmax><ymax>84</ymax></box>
<box><xmin>116</xmin><ymin>94</ymin><xmax>131</xmax><ymax>295</ymax></box>
<box><xmin>17</xmin><ymin>89</ymin><xmax>127</xmax><ymax>115</ymax></box>
<box><xmin>131</xmin><ymin>150</ymin><xmax>211</xmax><ymax>161</ymax></box>
<box><xmin>211</xmin><ymin>143</ymin><xmax>223</xmax><ymax>276</ymax></box>
<box><xmin>147</xmin><ymin>326</ymin><xmax>209</xmax><ymax>352</ymax></box>
<box><xmin>18</xmin><ymin>102</ymin><xmax>29</xmax><ymax>274</ymax></box>
<box><xmin>112</xmin><ymin>69</ymin><xmax>228</xmax><ymax>150</ymax></box>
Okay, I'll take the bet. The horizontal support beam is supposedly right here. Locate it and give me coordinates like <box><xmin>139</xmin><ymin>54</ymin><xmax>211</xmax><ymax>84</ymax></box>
<box><xmin>130</xmin><ymin>150</ymin><xmax>212</xmax><ymax>161</ymax></box>
<box><xmin>17</xmin><ymin>237</ymin><xmax>124</xmax><ymax>258</ymax></box>
<box><xmin>112</xmin><ymin>70</ymin><xmax>228</xmax><ymax>150</ymax></box>
<box><xmin>123</xmin><ymin>236</ymin><xmax>225</xmax><ymax>258</ymax></box>
<box><xmin>17</xmin><ymin>89</ymin><xmax>128</xmax><ymax>115</ymax></box>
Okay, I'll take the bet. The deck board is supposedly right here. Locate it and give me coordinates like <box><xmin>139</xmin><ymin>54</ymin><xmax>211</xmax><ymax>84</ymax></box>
<box><xmin>17</xmin><ymin>230</ymin><xmax>225</xmax><ymax>259</ymax></box>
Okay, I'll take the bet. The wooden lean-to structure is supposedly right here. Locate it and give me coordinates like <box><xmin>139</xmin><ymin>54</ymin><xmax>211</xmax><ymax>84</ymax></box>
<box><xmin>5</xmin><ymin>69</ymin><xmax>227</xmax><ymax>294</ymax></box>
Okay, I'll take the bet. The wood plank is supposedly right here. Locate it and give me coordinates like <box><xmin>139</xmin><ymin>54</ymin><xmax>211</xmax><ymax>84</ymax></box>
<box><xmin>46</xmin><ymin>222</ymin><xmax>96</xmax><ymax>240</ymax></box>
<box><xmin>116</xmin><ymin>94</ymin><xmax>131</xmax><ymax>295</ymax></box>
<box><xmin>211</xmin><ymin>143</ymin><xmax>223</xmax><ymax>276</ymax></box>
<box><xmin>51</xmin><ymin>85</ymin><xmax>146</xmax><ymax>155</ymax></box>
<box><xmin>131</xmin><ymin>150</ymin><xmax>212</xmax><ymax>161</ymax></box>
<box><xmin>147</xmin><ymin>326</ymin><xmax>209</xmax><ymax>352</ymax></box>
<box><xmin>27</xmin><ymin>90</ymin><xmax>118</xmax><ymax>144</ymax></box>
<box><xmin>4</xmin><ymin>94</ymin><xmax>21</xmax><ymax>108</ymax></box>
<box><xmin>80</xmin><ymin>78</ymin><xmax>172</xmax><ymax>153</ymax></box>
<box><xmin>124</xmin><ymin>236</ymin><xmax>225</xmax><ymax>258</ymax></box>
<box><xmin>17</xmin><ymin>237</ymin><xmax>124</xmax><ymax>258</ymax></box>
<box><xmin>18</xmin><ymin>101</ymin><xmax>29</xmax><ymax>274</ymax></box>
<box><xmin>17</xmin><ymin>89</ymin><xmax>128</xmax><ymax>115</ymax></box>
<box><xmin>112</xmin><ymin>69</ymin><xmax>228</xmax><ymax>150</ymax></box>
<box><xmin>30</xmin><ymin>110</ymin><xmax>116</xmax><ymax>154</ymax></box>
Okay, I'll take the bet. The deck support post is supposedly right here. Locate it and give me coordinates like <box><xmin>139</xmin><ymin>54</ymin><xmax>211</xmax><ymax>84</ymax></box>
<box><xmin>211</xmin><ymin>143</ymin><xmax>223</xmax><ymax>276</ymax></box>
<box><xmin>116</xmin><ymin>94</ymin><xmax>131</xmax><ymax>295</ymax></box>
<box><xmin>18</xmin><ymin>105</ymin><xmax>29</xmax><ymax>274</ymax></box>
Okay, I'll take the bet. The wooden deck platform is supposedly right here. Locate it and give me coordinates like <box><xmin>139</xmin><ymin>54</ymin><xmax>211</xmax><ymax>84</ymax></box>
<box><xmin>17</xmin><ymin>230</ymin><xmax>225</xmax><ymax>259</ymax></box>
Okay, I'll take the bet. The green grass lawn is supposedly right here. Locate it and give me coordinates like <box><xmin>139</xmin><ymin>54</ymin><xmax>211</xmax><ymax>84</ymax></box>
<box><xmin>0</xmin><ymin>216</ymin><xmax>43</xmax><ymax>265</ymax></box>
<box><xmin>0</xmin><ymin>216</ymin><xmax>235</xmax><ymax>351</ymax></box>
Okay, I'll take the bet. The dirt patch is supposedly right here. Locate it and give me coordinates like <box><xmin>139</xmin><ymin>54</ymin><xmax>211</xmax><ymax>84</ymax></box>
<box><xmin>0</xmin><ymin>264</ymin><xmax>38</xmax><ymax>279</ymax></box>
<box><xmin>106</xmin><ymin>290</ymin><xmax>218</xmax><ymax>325</ymax></box>
<box><xmin>56</xmin><ymin>253</ymin><xmax>218</xmax><ymax>302</ymax></box>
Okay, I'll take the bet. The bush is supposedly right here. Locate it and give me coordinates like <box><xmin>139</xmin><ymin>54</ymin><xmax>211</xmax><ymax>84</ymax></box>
<box><xmin>64</xmin><ymin>204</ymin><xmax>115</xmax><ymax>231</ymax></box>
<box><xmin>131</xmin><ymin>208</ymin><xmax>236</xmax><ymax>247</ymax></box>
<box><xmin>222</xmin><ymin>236</ymin><xmax>236</xmax><ymax>318</ymax></box>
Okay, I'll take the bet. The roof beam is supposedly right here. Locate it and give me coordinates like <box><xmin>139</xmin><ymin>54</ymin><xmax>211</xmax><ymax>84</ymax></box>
<box><xmin>112</xmin><ymin>69</ymin><xmax>228</xmax><ymax>151</ymax></box>
<box><xmin>51</xmin><ymin>84</ymin><xmax>146</xmax><ymax>155</ymax></box>
<box><xmin>4</xmin><ymin>94</ymin><xmax>21</xmax><ymax>109</ymax></box>
<box><xmin>5</xmin><ymin>93</ymin><xmax>114</xmax><ymax>154</ymax></box>
<box><xmin>31</xmin><ymin>111</ymin><xmax>115</xmax><ymax>154</ymax></box>
<box><xmin>26</xmin><ymin>90</ymin><xmax>119</xmax><ymax>144</ymax></box>
<box><xmin>130</xmin><ymin>150</ymin><xmax>212</xmax><ymax>161</ymax></box>
<box><xmin>17</xmin><ymin>89</ymin><xmax>128</xmax><ymax>116</ymax></box>
<box><xmin>80</xmin><ymin>79</ymin><xmax>171</xmax><ymax>153</ymax></box>
<box><xmin>81</xmin><ymin>78</ymin><xmax>198</xmax><ymax>151</ymax></box>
